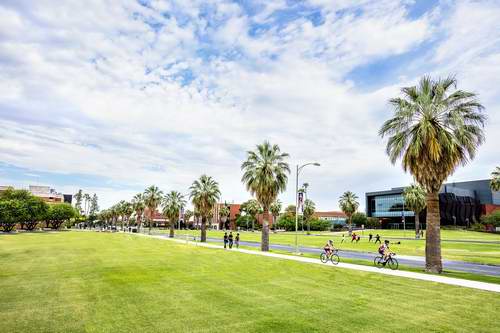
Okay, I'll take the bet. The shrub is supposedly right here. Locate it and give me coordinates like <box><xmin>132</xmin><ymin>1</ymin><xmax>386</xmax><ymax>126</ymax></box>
<box><xmin>481</xmin><ymin>210</ymin><xmax>500</xmax><ymax>227</ymax></box>
<box><xmin>365</xmin><ymin>217</ymin><xmax>381</xmax><ymax>229</ymax></box>
<box><xmin>46</xmin><ymin>203</ymin><xmax>77</xmax><ymax>229</ymax></box>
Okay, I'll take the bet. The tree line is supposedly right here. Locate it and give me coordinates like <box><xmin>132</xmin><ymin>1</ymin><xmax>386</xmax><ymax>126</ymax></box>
<box><xmin>0</xmin><ymin>188</ymin><xmax>77</xmax><ymax>232</ymax></box>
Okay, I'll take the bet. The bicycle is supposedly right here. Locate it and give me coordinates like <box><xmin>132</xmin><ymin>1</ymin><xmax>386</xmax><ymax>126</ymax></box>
<box><xmin>373</xmin><ymin>252</ymin><xmax>398</xmax><ymax>270</ymax></box>
<box><xmin>320</xmin><ymin>249</ymin><xmax>340</xmax><ymax>265</ymax></box>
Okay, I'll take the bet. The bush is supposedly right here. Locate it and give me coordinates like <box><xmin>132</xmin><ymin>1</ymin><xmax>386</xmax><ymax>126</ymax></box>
<box><xmin>308</xmin><ymin>218</ymin><xmax>331</xmax><ymax>231</ymax></box>
<box><xmin>46</xmin><ymin>203</ymin><xmax>77</xmax><ymax>229</ymax></box>
<box><xmin>365</xmin><ymin>217</ymin><xmax>381</xmax><ymax>229</ymax></box>
<box><xmin>351</xmin><ymin>212</ymin><xmax>367</xmax><ymax>227</ymax></box>
<box><xmin>481</xmin><ymin>210</ymin><xmax>500</xmax><ymax>227</ymax></box>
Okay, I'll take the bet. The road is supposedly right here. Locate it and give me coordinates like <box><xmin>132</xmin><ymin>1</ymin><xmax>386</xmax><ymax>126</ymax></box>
<box><xmin>169</xmin><ymin>234</ymin><xmax>500</xmax><ymax>277</ymax></box>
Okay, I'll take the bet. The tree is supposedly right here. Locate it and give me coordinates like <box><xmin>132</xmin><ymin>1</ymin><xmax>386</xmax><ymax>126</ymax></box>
<box><xmin>491</xmin><ymin>166</ymin><xmax>500</xmax><ymax>192</ymax></box>
<box><xmin>83</xmin><ymin>193</ymin><xmax>91</xmax><ymax>217</ymax></box>
<box><xmin>403</xmin><ymin>184</ymin><xmax>427</xmax><ymax>238</ymax></box>
<box><xmin>241</xmin><ymin>141</ymin><xmax>290</xmax><ymax>251</ymax></box>
<box><xmin>219</xmin><ymin>205</ymin><xmax>230</xmax><ymax>230</ymax></box>
<box><xmin>269</xmin><ymin>199</ymin><xmax>282</xmax><ymax>231</ymax></box>
<box><xmin>339</xmin><ymin>191</ymin><xmax>359</xmax><ymax>235</ymax></box>
<box><xmin>189</xmin><ymin>175</ymin><xmax>220</xmax><ymax>242</ymax></box>
<box><xmin>380</xmin><ymin>76</ymin><xmax>485</xmax><ymax>273</ymax></box>
<box><xmin>162</xmin><ymin>191</ymin><xmax>186</xmax><ymax>238</ymax></box>
<box><xmin>244</xmin><ymin>199</ymin><xmax>260</xmax><ymax>231</ymax></box>
<box><xmin>24</xmin><ymin>196</ymin><xmax>49</xmax><ymax>231</ymax></box>
<box><xmin>47</xmin><ymin>203</ymin><xmax>76</xmax><ymax>229</ymax></box>
<box><xmin>74</xmin><ymin>189</ymin><xmax>83</xmax><ymax>214</ymax></box>
<box><xmin>122</xmin><ymin>201</ymin><xmax>133</xmax><ymax>229</ymax></box>
<box><xmin>303</xmin><ymin>199</ymin><xmax>315</xmax><ymax>234</ymax></box>
<box><xmin>132</xmin><ymin>193</ymin><xmax>145</xmax><ymax>230</ymax></box>
<box><xmin>351</xmin><ymin>212</ymin><xmax>367</xmax><ymax>227</ymax></box>
<box><xmin>184</xmin><ymin>209</ymin><xmax>194</xmax><ymax>228</ymax></box>
<box><xmin>284</xmin><ymin>204</ymin><xmax>296</xmax><ymax>218</ymax></box>
<box><xmin>143</xmin><ymin>186</ymin><xmax>163</xmax><ymax>234</ymax></box>
<box><xmin>0</xmin><ymin>199</ymin><xmax>27</xmax><ymax>232</ymax></box>
<box><xmin>89</xmin><ymin>194</ymin><xmax>99</xmax><ymax>216</ymax></box>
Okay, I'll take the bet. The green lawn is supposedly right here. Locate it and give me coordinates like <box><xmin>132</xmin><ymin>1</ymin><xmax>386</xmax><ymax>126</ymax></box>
<box><xmin>167</xmin><ymin>229</ymin><xmax>500</xmax><ymax>265</ymax></box>
<box><xmin>1</xmin><ymin>232</ymin><xmax>500</xmax><ymax>332</ymax></box>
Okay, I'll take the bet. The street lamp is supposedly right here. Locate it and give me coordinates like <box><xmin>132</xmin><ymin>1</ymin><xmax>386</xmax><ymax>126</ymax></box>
<box><xmin>294</xmin><ymin>162</ymin><xmax>320</xmax><ymax>255</ymax></box>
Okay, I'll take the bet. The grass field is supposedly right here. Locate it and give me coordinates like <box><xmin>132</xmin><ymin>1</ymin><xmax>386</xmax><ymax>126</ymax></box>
<box><xmin>1</xmin><ymin>232</ymin><xmax>500</xmax><ymax>333</ymax></box>
<box><xmin>165</xmin><ymin>229</ymin><xmax>500</xmax><ymax>265</ymax></box>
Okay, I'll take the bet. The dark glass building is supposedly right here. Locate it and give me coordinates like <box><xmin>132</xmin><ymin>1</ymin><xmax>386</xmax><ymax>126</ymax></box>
<box><xmin>365</xmin><ymin>179</ymin><xmax>500</xmax><ymax>228</ymax></box>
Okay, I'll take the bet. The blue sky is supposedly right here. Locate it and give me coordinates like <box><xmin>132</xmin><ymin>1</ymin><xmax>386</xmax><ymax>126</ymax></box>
<box><xmin>0</xmin><ymin>0</ymin><xmax>499</xmax><ymax>210</ymax></box>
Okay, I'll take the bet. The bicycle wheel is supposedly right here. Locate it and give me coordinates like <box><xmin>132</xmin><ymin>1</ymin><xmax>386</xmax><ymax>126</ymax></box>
<box><xmin>387</xmin><ymin>258</ymin><xmax>399</xmax><ymax>270</ymax></box>
<box><xmin>331</xmin><ymin>254</ymin><xmax>340</xmax><ymax>265</ymax></box>
<box><xmin>320</xmin><ymin>252</ymin><xmax>328</xmax><ymax>263</ymax></box>
<box><xmin>374</xmin><ymin>256</ymin><xmax>383</xmax><ymax>268</ymax></box>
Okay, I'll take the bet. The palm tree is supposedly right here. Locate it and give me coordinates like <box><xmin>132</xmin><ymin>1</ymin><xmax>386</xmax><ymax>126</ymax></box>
<box><xmin>245</xmin><ymin>199</ymin><xmax>260</xmax><ymax>231</ymax></box>
<box><xmin>162</xmin><ymin>191</ymin><xmax>186</xmax><ymax>238</ymax></box>
<box><xmin>189</xmin><ymin>175</ymin><xmax>220</xmax><ymax>242</ymax></box>
<box><xmin>380</xmin><ymin>76</ymin><xmax>485</xmax><ymax>273</ymax></box>
<box><xmin>269</xmin><ymin>199</ymin><xmax>282</xmax><ymax>231</ymax></box>
<box><xmin>241</xmin><ymin>141</ymin><xmax>290</xmax><ymax>251</ymax></box>
<box><xmin>122</xmin><ymin>201</ymin><xmax>133</xmax><ymax>229</ymax></box>
<box><xmin>219</xmin><ymin>205</ymin><xmax>230</xmax><ymax>230</ymax></box>
<box><xmin>303</xmin><ymin>199</ymin><xmax>316</xmax><ymax>234</ymax></box>
<box><xmin>132</xmin><ymin>193</ymin><xmax>145</xmax><ymax>231</ymax></box>
<box><xmin>491</xmin><ymin>166</ymin><xmax>500</xmax><ymax>191</ymax></box>
<box><xmin>143</xmin><ymin>185</ymin><xmax>163</xmax><ymax>234</ymax></box>
<box><xmin>339</xmin><ymin>191</ymin><xmax>359</xmax><ymax>235</ymax></box>
<box><xmin>403</xmin><ymin>184</ymin><xmax>426</xmax><ymax>238</ymax></box>
<box><xmin>184</xmin><ymin>209</ymin><xmax>194</xmax><ymax>228</ymax></box>
<box><xmin>83</xmin><ymin>193</ymin><xmax>91</xmax><ymax>217</ymax></box>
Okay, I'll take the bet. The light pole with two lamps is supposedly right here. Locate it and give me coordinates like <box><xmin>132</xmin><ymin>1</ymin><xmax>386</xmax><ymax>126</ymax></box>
<box><xmin>294</xmin><ymin>162</ymin><xmax>320</xmax><ymax>255</ymax></box>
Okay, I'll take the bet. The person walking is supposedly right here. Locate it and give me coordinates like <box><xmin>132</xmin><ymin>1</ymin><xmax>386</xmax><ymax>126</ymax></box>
<box><xmin>223</xmin><ymin>232</ymin><xmax>228</xmax><ymax>249</ymax></box>
<box><xmin>374</xmin><ymin>233</ymin><xmax>381</xmax><ymax>244</ymax></box>
<box><xmin>351</xmin><ymin>232</ymin><xmax>357</xmax><ymax>243</ymax></box>
<box><xmin>235</xmin><ymin>233</ymin><xmax>240</xmax><ymax>248</ymax></box>
<box><xmin>368</xmin><ymin>233</ymin><xmax>373</xmax><ymax>242</ymax></box>
<box><xmin>341</xmin><ymin>234</ymin><xmax>345</xmax><ymax>244</ymax></box>
<box><xmin>228</xmin><ymin>232</ymin><xmax>234</xmax><ymax>249</ymax></box>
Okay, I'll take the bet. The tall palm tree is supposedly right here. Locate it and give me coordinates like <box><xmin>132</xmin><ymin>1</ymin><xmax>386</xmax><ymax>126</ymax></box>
<box><xmin>241</xmin><ymin>141</ymin><xmax>290</xmax><ymax>251</ymax></box>
<box><xmin>189</xmin><ymin>175</ymin><xmax>220</xmax><ymax>242</ymax></box>
<box><xmin>219</xmin><ymin>205</ymin><xmax>230</xmax><ymax>230</ymax></box>
<box><xmin>122</xmin><ymin>201</ymin><xmax>133</xmax><ymax>229</ymax></box>
<box><xmin>303</xmin><ymin>199</ymin><xmax>316</xmax><ymax>234</ymax></box>
<box><xmin>491</xmin><ymin>166</ymin><xmax>500</xmax><ymax>191</ymax></box>
<box><xmin>339</xmin><ymin>191</ymin><xmax>359</xmax><ymax>235</ymax></box>
<box><xmin>132</xmin><ymin>193</ymin><xmax>145</xmax><ymax>230</ymax></box>
<box><xmin>162</xmin><ymin>191</ymin><xmax>186</xmax><ymax>238</ymax></box>
<box><xmin>83</xmin><ymin>193</ymin><xmax>91</xmax><ymax>217</ymax></box>
<box><xmin>269</xmin><ymin>199</ymin><xmax>282</xmax><ymax>231</ymax></box>
<box><xmin>403</xmin><ymin>184</ymin><xmax>426</xmax><ymax>238</ymax></box>
<box><xmin>380</xmin><ymin>76</ymin><xmax>485</xmax><ymax>273</ymax></box>
<box><xmin>143</xmin><ymin>185</ymin><xmax>163</xmax><ymax>234</ymax></box>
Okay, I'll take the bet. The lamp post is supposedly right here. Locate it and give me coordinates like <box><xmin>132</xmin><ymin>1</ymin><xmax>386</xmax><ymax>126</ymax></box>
<box><xmin>294</xmin><ymin>162</ymin><xmax>320</xmax><ymax>255</ymax></box>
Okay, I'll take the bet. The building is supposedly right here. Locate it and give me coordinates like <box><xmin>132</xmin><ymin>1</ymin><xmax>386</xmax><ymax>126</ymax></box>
<box><xmin>0</xmin><ymin>185</ymin><xmax>72</xmax><ymax>204</ymax></box>
<box><xmin>313</xmin><ymin>211</ymin><xmax>347</xmax><ymax>227</ymax></box>
<box><xmin>365</xmin><ymin>179</ymin><xmax>500</xmax><ymax>228</ymax></box>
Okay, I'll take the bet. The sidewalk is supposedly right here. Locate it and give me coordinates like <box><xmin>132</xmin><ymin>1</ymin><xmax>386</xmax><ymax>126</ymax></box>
<box><xmin>136</xmin><ymin>232</ymin><xmax>500</xmax><ymax>293</ymax></box>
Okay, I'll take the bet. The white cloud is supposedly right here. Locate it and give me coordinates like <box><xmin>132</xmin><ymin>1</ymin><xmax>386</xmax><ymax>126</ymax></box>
<box><xmin>0</xmin><ymin>0</ymin><xmax>499</xmax><ymax>211</ymax></box>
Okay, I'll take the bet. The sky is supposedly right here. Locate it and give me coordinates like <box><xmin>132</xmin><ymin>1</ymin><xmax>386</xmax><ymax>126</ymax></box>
<box><xmin>0</xmin><ymin>0</ymin><xmax>499</xmax><ymax>211</ymax></box>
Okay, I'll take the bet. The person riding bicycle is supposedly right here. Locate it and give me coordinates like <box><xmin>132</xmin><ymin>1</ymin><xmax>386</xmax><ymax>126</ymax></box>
<box><xmin>378</xmin><ymin>240</ymin><xmax>392</xmax><ymax>263</ymax></box>
<box><xmin>323</xmin><ymin>240</ymin><xmax>336</xmax><ymax>256</ymax></box>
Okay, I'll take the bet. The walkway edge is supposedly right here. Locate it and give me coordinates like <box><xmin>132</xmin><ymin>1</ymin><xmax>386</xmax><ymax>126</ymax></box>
<box><xmin>135</xmin><ymin>233</ymin><xmax>500</xmax><ymax>293</ymax></box>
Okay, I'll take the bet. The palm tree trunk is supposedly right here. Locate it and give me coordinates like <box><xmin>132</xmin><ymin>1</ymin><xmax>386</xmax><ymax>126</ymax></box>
<box><xmin>425</xmin><ymin>191</ymin><xmax>442</xmax><ymax>273</ymax></box>
<box><xmin>169</xmin><ymin>222</ymin><xmax>175</xmax><ymax>238</ymax></box>
<box><xmin>348</xmin><ymin>216</ymin><xmax>353</xmax><ymax>236</ymax></box>
<box><xmin>261</xmin><ymin>210</ymin><xmax>270</xmax><ymax>251</ymax></box>
<box><xmin>201</xmin><ymin>217</ymin><xmax>207</xmax><ymax>242</ymax></box>
<box><xmin>415</xmin><ymin>211</ymin><xmax>420</xmax><ymax>239</ymax></box>
<box><xmin>307</xmin><ymin>218</ymin><xmax>311</xmax><ymax>234</ymax></box>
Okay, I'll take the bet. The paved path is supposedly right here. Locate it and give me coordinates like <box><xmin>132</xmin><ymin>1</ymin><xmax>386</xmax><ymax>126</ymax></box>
<box><xmin>136</xmin><ymin>233</ymin><xmax>500</xmax><ymax>293</ymax></box>
<box><xmin>177</xmin><ymin>236</ymin><xmax>500</xmax><ymax>277</ymax></box>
